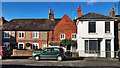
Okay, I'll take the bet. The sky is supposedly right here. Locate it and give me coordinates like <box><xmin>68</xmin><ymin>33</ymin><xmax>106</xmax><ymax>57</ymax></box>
<box><xmin>2</xmin><ymin>0</ymin><xmax>120</xmax><ymax>2</ymax></box>
<box><xmin>1</xmin><ymin>2</ymin><xmax>120</xmax><ymax>21</ymax></box>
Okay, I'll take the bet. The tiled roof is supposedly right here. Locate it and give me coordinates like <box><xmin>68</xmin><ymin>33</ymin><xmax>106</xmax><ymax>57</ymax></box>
<box><xmin>2</xmin><ymin>18</ymin><xmax>61</xmax><ymax>31</ymax></box>
<box><xmin>77</xmin><ymin>12</ymin><xmax>114</xmax><ymax>20</ymax></box>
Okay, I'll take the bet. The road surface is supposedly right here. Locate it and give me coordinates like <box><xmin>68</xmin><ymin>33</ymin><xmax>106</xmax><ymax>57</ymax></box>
<box><xmin>1</xmin><ymin>57</ymin><xmax>120</xmax><ymax>68</ymax></box>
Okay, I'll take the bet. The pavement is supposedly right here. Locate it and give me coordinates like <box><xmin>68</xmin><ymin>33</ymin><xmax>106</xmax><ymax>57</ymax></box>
<box><xmin>1</xmin><ymin>56</ymin><xmax>120</xmax><ymax>68</ymax></box>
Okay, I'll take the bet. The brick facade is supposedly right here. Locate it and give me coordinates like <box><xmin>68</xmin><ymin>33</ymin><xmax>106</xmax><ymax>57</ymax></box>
<box><xmin>2</xmin><ymin>12</ymin><xmax>77</xmax><ymax>50</ymax></box>
<box><xmin>49</xmin><ymin>14</ymin><xmax>77</xmax><ymax>42</ymax></box>
<box><xmin>3</xmin><ymin>31</ymin><xmax>47</xmax><ymax>49</ymax></box>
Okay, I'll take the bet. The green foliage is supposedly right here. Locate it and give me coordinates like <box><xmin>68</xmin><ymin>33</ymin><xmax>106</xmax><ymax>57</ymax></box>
<box><xmin>49</xmin><ymin>42</ymin><xmax>59</xmax><ymax>46</ymax></box>
<box><xmin>60</xmin><ymin>39</ymin><xmax>75</xmax><ymax>47</ymax></box>
<box><xmin>42</xmin><ymin>47</ymin><xmax>47</xmax><ymax>50</ymax></box>
<box><xmin>26</xmin><ymin>42</ymin><xmax>31</xmax><ymax>47</ymax></box>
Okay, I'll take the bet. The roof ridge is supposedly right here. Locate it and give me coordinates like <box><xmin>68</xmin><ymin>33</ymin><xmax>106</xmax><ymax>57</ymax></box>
<box><xmin>90</xmin><ymin>12</ymin><xmax>111</xmax><ymax>18</ymax></box>
<box><xmin>12</xmin><ymin>18</ymin><xmax>48</xmax><ymax>20</ymax></box>
<box><xmin>77</xmin><ymin>12</ymin><xmax>113</xmax><ymax>19</ymax></box>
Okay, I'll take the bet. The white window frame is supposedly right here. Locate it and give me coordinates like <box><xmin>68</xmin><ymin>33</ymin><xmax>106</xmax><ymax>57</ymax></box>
<box><xmin>18</xmin><ymin>42</ymin><xmax>24</xmax><ymax>49</ymax></box>
<box><xmin>18</xmin><ymin>31</ymin><xmax>25</xmax><ymax>38</ymax></box>
<box><xmin>4</xmin><ymin>42</ymin><xmax>10</xmax><ymax>47</ymax></box>
<box><xmin>60</xmin><ymin>34</ymin><xmax>65</xmax><ymax>40</ymax></box>
<box><xmin>32</xmin><ymin>43</ymin><xmax>39</xmax><ymax>50</ymax></box>
<box><xmin>32</xmin><ymin>31</ymin><xmax>39</xmax><ymax>38</ymax></box>
<box><xmin>71</xmin><ymin>33</ymin><xmax>77</xmax><ymax>40</ymax></box>
<box><xmin>4</xmin><ymin>31</ymin><xmax>10</xmax><ymax>38</ymax></box>
<box><xmin>105</xmin><ymin>21</ymin><xmax>111</xmax><ymax>33</ymax></box>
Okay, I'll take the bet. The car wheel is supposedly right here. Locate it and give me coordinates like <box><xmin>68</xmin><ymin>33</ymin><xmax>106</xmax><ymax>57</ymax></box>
<box><xmin>0</xmin><ymin>55</ymin><xmax>2</xmax><ymax>60</ymax></box>
<box><xmin>57</xmin><ymin>56</ymin><xmax>63</xmax><ymax>61</ymax></box>
<box><xmin>35</xmin><ymin>56</ymin><xmax>40</xmax><ymax>61</ymax></box>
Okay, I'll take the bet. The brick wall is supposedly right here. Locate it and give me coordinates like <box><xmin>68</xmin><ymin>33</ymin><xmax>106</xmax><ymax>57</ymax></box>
<box><xmin>53</xmin><ymin>14</ymin><xmax>77</xmax><ymax>42</ymax></box>
<box><xmin>12</xmin><ymin>49</ymin><xmax>41</xmax><ymax>56</ymax></box>
<box><xmin>3</xmin><ymin>31</ymin><xmax>48</xmax><ymax>49</ymax></box>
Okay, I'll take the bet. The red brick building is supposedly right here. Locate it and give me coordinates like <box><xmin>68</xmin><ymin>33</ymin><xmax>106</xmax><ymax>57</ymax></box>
<box><xmin>51</xmin><ymin>14</ymin><xmax>77</xmax><ymax>42</ymax></box>
<box><xmin>2</xmin><ymin>9</ymin><xmax>77</xmax><ymax>50</ymax></box>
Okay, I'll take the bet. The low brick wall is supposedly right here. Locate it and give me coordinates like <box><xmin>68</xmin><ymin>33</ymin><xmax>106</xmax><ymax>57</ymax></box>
<box><xmin>12</xmin><ymin>49</ymin><xmax>41</xmax><ymax>56</ymax></box>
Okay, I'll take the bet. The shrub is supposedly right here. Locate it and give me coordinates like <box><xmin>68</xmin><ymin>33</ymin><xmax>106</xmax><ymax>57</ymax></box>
<box><xmin>49</xmin><ymin>42</ymin><xmax>59</xmax><ymax>46</ymax></box>
<box><xmin>26</xmin><ymin>43</ymin><xmax>31</xmax><ymax>47</ymax></box>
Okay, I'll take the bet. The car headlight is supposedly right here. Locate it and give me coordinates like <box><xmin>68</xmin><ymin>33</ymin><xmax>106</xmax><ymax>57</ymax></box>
<box><xmin>32</xmin><ymin>53</ymin><xmax>36</xmax><ymax>56</ymax></box>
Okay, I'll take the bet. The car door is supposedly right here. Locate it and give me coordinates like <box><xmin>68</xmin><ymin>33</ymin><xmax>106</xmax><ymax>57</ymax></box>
<box><xmin>40</xmin><ymin>48</ymin><xmax>51</xmax><ymax>59</ymax></box>
<box><xmin>49</xmin><ymin>48</ymin><xmax>59</xmax><ymax>59</ymax></box>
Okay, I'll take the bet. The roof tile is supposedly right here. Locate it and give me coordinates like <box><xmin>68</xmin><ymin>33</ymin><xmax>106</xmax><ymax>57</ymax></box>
<box><xmin>2</xmin><ymin>18</ymin><xmax>61</xmax><ymax>31</ymax></box>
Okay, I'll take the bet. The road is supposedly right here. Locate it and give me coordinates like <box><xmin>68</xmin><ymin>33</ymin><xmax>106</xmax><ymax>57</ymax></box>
<box><xmin>1</xmin><ymin>57</ymin><xmax>120</xmax><ymax>68</ymax></box>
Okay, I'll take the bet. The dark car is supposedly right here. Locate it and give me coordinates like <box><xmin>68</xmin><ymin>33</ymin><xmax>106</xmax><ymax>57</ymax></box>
<box><xmin>118</xmin><ymin>50</ymin><xmax>120</xmax><ymax>61</ymax></box>
<box><xmin>0</xmin><ymin>46</ymin><xmax>11</xmax><ymax>60</ymax></box>
<box><xmin>32</xmin><ymin>47</ymin><xmax>70</xmax><ymax>61</ymax></box>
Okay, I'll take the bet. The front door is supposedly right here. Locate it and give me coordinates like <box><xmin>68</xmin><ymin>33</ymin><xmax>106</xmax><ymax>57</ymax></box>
<box><xmin>105</xmin><ymin>40</ymin><xmax>111</xmax><ymax>58</ymax></box>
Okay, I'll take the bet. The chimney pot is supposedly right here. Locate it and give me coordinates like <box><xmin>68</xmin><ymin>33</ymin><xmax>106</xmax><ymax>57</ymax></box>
<box><xmin>78</xmin><ymin>5</ymin><xmax>82</xmax><ymax>18</ymax></box>
<box><xmin>49</xmin><ymin>9</ymin><xmax>54</xmax><ymax>20</ymax></box>
<box><xmin>110</xmin><ymin>8</ymin><xmax>115</xmax><ymax>17</ymax></box>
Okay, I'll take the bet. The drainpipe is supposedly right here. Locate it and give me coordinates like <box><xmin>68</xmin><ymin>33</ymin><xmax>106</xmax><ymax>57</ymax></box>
<box><xmin>47</xmin><ymin>31</ymin><xmax>49</xmax><ymax>47</ymax></box>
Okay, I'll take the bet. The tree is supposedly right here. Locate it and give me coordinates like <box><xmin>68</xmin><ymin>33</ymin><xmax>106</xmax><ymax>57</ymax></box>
<box><xmin>60</xmin><ymin>39</ymin><xmax>75</xmax><ymax>50</ymax></box>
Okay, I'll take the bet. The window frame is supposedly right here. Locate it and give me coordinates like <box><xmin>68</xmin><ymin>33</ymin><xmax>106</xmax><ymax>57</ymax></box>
<box><xmin>88</xmin><ymin>22</ymin><xmax>96</xmax><ymax>33</ymax></box>
<box><xmin>85</xmin><ymin>40</ymin><xmax>100</xmax><ymax>54</ymax></box>
<box><xmin>18</xmin><ymin>31</ymin><xmax>25</xmax><ymax>38</ymax></box>
<box><xmin>18</xmin><ymin>42</ymin><xmax>24</xmax><ymax>49</ymax></box>
<box><xmin>4</xmin><ymin>31</ymin><xmax>10</xmax><ymax>38</ymax></box>
<box><xmin>105</xmin><ymin>22</ymin><xmax>110</xmax><ymax>33</ymax></box>
<box><xmin>60</xmin><ymin>34</ymin><xmax>65</xmax><ymax>40</ymax></box>
<box><xmin>4</xmin><ymin>42</ymin><xmax>10</xmax><ymax>47</ymax></box>
<box><xmin>32</xmin><ymin>31</ymin><xmax>39</xmax><ymax>38</ymax></box>
<box><xmin>32</xmin><ymin>43</ymin><xmax>39</xmax><ymax>50</ymax></box>
<box><xmin>71</xmin><ymin>33</ymin><xmax>77</xmax><ymax>40</ymax></box>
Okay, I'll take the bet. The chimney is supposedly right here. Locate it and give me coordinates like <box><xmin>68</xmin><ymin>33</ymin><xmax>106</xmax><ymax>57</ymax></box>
<box><xmin>110</xmin><ymin>8</ymin><xmax>115</xmax><ymax>17</ymax></box>
<box><xmin>78</xmin><ymin>5</ymin><xmax>82</xmax><ymax>18</ymax></box>
<box><xmin>0</xmin><ymin>17</ymin><xmax>3</xmax><ymax>26</ymax></box>
<box><xmin>49</xmin><ymin>9</ymin><xmax>54</xmax><ymax>20</ymax></box>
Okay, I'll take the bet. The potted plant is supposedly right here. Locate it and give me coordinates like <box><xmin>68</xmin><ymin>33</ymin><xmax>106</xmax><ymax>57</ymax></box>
<box><xmin>26</xmin><ymin>42</ymin><xmax>31</xmax><ymax>49</ymax></box>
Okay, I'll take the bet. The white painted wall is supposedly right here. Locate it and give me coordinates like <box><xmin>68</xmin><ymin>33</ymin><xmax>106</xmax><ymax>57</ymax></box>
<box><xmin>77</xmin><ymin>20</ymin><xmax>115</xmax><ymax>58</ymax></box>
<box><xmin>77</xmin><ymin>21</ymin><xmax>114</xmax><ymax>38</ymax></box>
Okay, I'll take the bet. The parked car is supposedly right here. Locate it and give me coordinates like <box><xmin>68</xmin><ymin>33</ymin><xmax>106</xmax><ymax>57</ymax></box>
<box><xmin>32</xmin><ymin>47</ymin><xmax>71</xmax><ymax>61</ymax></box>
<box><xmin>0</xmin><ymin>46</ymin><xmax>11</xmax><ymax>60</ymax></box>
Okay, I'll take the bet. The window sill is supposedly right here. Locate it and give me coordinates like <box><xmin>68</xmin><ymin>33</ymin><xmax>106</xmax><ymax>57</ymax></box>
<box><xmin>60</xmin><ymin>39</ymin><xmax>65</xmax><ymax>40</ymax></box>
<box><xmin>88</xmin><ymin>33</ymin><xmax>97</xmax><ymax>35</ymax></box>
<box><xmin>72</xmin><ymin>39</ymin><xmax>77</xmax><ymax>40</ymax></box>
<box><xmin>4</xmin><ymin>37</ymin><xmax>10</xmax><ymax>39</ymax></box>
<box><xmin>32</xmin><ymin>37</ymin><xmax>39</xmax><ymax>39</ymax></box>
<box><xmin>105</xmin><ymin>33</ymin><xmax>112</xmax><ymax>34</ymax></box>
<box><xmin>19</xmin><ymin>37</ymin><xmax>25</xmax><ymax>39</ymax></box>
